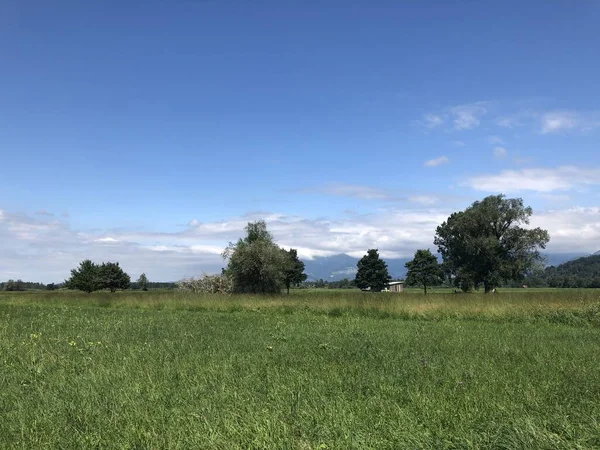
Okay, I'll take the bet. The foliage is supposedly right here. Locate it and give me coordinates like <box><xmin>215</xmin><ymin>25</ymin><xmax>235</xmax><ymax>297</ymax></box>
<box><xmin>136</xmin><ymin>273</ymin><xmax>149</xmax><ymax>291</ymax></box>
<box><xmin>282</xmin><ymin>248</ymin><xmax>307</xmax><ymax>294</ymax></box>
<box><xmin>223</xmin><ymin>220</ymin><xmax>289</xmax><ymax>294</ymax></box>
<box><xmin>434</xmin><ymin>195</ymin><xmax>550</xmax><ymax>292</ymax></box>
<box><xmin>405</xmin><ymin>249</ymin><xmax>443</xmax><ymax>294</ymax></box>
<box><xmin>65</xmin><ymin>260</ymin><xmax>131</xmax><ymax>293</ymax></box>
<box><xmin>2</xmin><ymin>279</ymin><xmax>25</xmax><ymax>291</ymax></box>
<box><xmin>525</xmin><ymin>254</ymin><xmax>600</xmax><ymax>288</ymax></box>
<box><xmin>65</xmin><ymin>260</ymin><xmax>100</xmax><ymax>293</ymax></box>
<box><xmin>177</xmin><ymin>274</ymin><xmax>233</xmax><ymax>294</ymax></box>
<box><xmin>98</xmin><ymin>262</ymin><xmax>131</xmax><ymax>293</ymax></box>
<box><xmin>354</xmin><ymin>249</ymin><xmax>392</xmax><ymax>292</ymax></box>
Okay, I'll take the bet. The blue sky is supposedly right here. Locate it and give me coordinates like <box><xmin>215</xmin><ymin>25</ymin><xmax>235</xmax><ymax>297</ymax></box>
<box><xmin>1</xmin><ymin>1</ymin><xmax>600</xmax><ymax>282</ymax></box>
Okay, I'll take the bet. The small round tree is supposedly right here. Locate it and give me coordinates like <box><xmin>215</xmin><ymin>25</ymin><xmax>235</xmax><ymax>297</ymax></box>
<box><xmin>99</xmin><ymin>262</ymin><xmax>131</xmax><ymax>293</ymax></box>
<box><xmin>65</xmin><ymin>260</ymin><xmax>100</xmax><ymax>294</ymax></box>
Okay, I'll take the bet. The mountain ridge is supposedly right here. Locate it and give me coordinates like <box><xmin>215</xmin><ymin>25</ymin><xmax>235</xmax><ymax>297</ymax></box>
<box><xmin>302</xmin><ymin>252</ymin><xmax>589</xmax><ymax>281</ymax></box>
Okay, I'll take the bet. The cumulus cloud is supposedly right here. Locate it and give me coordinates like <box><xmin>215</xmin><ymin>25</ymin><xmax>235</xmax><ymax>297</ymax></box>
<box><xmin>424</xmin><ymin>156</ymin><xmax>449</xmax><ymax>167</ymax></box>
<box><xmin>530</xmin><ymin>207</ymin><xmax>600</xmax><ymax>253</ymax></box>
<box><xmin>465</xmin><ymin>166</ymin><xmax>600</xmax><ymax>193</ymax></box>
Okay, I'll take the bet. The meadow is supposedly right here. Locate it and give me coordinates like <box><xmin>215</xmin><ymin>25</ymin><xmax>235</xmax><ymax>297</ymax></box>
<box><xmin>1</xmin><ymin>289</ymin><xmax>599</xmax><ymax>449</ymax></box>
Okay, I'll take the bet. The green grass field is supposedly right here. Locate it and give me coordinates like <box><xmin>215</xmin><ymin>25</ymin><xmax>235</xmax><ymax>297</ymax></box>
<box><xmin>1</xmin><ymin>290</ymin><xmax>599</xmax><ymax>449</ymax></box>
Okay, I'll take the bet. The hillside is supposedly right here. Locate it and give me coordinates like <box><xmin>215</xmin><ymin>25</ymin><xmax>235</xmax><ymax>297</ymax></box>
<box><xmin>303</xmin><ymin>252</ymin><xmax>589</xmax><ymax>283</ymax></box>
<box><xmin>532</xmin><ymin>254</ymin><xmax>600</xmax><ymax>288</ymax></box>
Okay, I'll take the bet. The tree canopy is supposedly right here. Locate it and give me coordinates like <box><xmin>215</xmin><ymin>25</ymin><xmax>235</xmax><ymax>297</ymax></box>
<box><xmin>354</xmin><ymin>249</ymin><xmax>391</xmax><ymax>292</ymax></box>
<box><xmin>405</xmin><ymin>249</ymin><xmax>443</xmax><ymax>294</ymax></box>
<box><xmin>434</xmin><ymin>195</ymin><xmax>550</xmax><ymax>292</ymax></box>
<box><xmin>282</xmin><ymin>248</ymin><xmax>307</xmax><ymax>294</ymax></box>
<box><xmin>99</xmin><ymin>262</ymin><xmax>131</xmax><ymax>292</ymax></box>
<box><xmin>65</xmin><ymin>260</ymin><xmax>131</xmax><ymax>293</ymax></box>
<box><xmin>65</xmin><ymin>260</ymin><xmax>100</xmax><ymax>293</ymax></box>
<box><xmin>525</xmin><ymin>254</ymin><xmax>600</xmax><ymax>288</ymax></box>
<box><xmin>223</xmin><ymin>220</ymin><xmax>306</xmax><ymax>294</ymax></box>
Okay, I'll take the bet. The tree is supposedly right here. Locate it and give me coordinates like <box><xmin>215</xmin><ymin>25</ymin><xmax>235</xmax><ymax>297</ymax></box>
<box><xmin>137</xmin><ymin>273</ymin><xmax>149</xmax><ymax>291</ymax></box>
<box><xmin>405</xmin><ymin>249</ymin><xmax>443</xmax><ymax>294</ymax></box>
<box><xmin>223</xmin><ymin>220</ymin><xmax>287</xmax><ymax>294</ymax></box>
<box><xmin>434</xmin><ymin>195</ymin><xmax>550</xmax><ymax>293</ymax></box>
<box><xmin>98</xmin><ymin>262</ymin><xmax>131</xmax><ymax>293</ymax></box>
<box><xmin>354</xmin><ymin>249</ymin><xmax>391</xmax><ymax>292</ymax></box>
<box><xmin>282</xmin><ymin>248</ymin><xmax>307</xmax><ymax>294</ymax></box>
<box><xmin>65</xmin><ymin>260</ymin><xmax>100</xmax><ymax>293</ymax></box>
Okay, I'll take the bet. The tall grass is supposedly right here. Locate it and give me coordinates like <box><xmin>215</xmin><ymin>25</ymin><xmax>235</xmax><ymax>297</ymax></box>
<box><xmin>1</xmin><ymin>290</ymin><xmax>599</xmax><ymax>448</ymax></box>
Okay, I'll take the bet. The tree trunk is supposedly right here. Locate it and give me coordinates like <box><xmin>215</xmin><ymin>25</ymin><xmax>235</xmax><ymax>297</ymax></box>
<box><xmin>424</xmin><ymin>283</ymin><xmax>427</xmax><ymax>295</ymax></box>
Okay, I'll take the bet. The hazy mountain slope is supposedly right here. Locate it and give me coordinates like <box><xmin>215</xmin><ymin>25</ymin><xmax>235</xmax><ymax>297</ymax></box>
<box><xmin>302</xmin><ymin>252</ymin><xmax>589</xmax><ymax>281</ymax></box>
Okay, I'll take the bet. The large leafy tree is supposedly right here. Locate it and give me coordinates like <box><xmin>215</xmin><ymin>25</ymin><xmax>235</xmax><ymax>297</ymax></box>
<box><xmin>99</xmin><ymin>262</ymin><xmax>131</xmax><ymax>292</ymax></box>
<box><xmin>282</xmin><ymin>248</ymin><xmax>307</xmax><ymax>294</ymax></box>
<box><xmin>405</xmin><ymin>249</ymin><xmax>443</xmax><ymax>295</ymax></box>
<box><xmin>434</xmin><ymin>195</ymin><xmax>550</xmax><ymax>293</ymax></box>
<box><xmin>354</xmin><ymin>249</ymin><xmax>391</xmax><ymax>292</ymax></box>
<box><xmin>223</xmin><ymin>220</ymin><xmax>287</xmax><ymax>294</ymax></box>
<box><xmin>65</xmin><ymin>260</ymin><xmax>100</xmax><ymax>293</ymax></box>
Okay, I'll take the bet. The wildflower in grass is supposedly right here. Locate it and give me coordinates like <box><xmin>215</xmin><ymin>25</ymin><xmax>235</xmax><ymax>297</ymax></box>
<box><xmin>267</xmin><ymin>346</ymin><xmax>273</xmax><ymax>351</ymax></box>
<box><xmin>69</xmin><ymin>341</ymin><xmax>77</xmax><ymax>347</ymax></box>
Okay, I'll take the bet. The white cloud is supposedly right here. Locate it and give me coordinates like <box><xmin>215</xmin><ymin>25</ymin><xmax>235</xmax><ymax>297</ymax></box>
<box><xmin>465</xmin><ymin>166</ymin><xmax>600</xmax><ymax>193</ymax></box>
<box><xmin>95</xmin><ymin>237</ymin><xmax>119</xmax><ymax>243</ymax></box>
<box><xmin>539</xmin><ymin>110</ymin><xmax>600</xmax><ymax>134</ymax></box>
<box><xmin>450</xmin><ymin>102</ymin><xmax>487</xmax><ymax>130</ymax></box>
<box><xmin>540</xmin><ymin>111</ymin><xmax>579</xmax><ymax>134</ymax></box>
<box><xmin>425</xmin><ymin>156</ymin><xmax>449</xmax><ymax>167</ymax></box>
<box><xmin>488</xmin><ymin>135</ymin><xmax>505</xmax><ymax>145</ymax></box>
<box><xmin>493</xmin><ymin>146</ymin><xmax>508</xmax><ymax>158</ymax></box>
<box><xmin>2</xmin><ymin>204</ymin><xmax>600</xmax><ymax>281</ymax></box>
<box><xmin>530</xmin><ymin>207</ymin><xmax>600</xmax><ymax>253</ymax></box>
<box><xmin>422</xmin><ymin>113</ymin><xmax>445</xmax><ymax>128</ymax></box>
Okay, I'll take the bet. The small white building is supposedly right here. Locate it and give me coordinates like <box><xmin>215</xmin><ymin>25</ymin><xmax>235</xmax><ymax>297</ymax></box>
<box><xmin>386</xmin><ymin>281</ymin><xmax>405</xmax><ymax>292</ymax></box>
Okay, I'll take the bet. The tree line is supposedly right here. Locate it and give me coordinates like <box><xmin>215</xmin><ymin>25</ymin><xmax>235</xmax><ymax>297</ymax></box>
<box><xmin>7</xmin><ymin>194</ymin><xmax>549</xmax><ymax>295</ymax></box>
<box><xmin>353</xmin><ymin>195</ymin><xmax>550</xmax><ymax>293</ymax></box>
<box><xmin>523</xmin><ymin>254</ymin><xmax>600</xmax><ymax>288</ymax></box>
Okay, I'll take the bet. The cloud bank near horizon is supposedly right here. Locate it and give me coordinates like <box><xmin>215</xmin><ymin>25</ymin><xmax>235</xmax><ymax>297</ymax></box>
<box><xmin>2</xmin><ymin>202</ymin><xmax>600</xmax><ymax>283</ymax></box>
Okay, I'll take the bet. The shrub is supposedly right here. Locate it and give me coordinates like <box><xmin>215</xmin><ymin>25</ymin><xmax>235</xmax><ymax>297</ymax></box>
<box><xmin>177</xmin><ymin>274</ymin><xmax>233</xmax><ymax>294</ymax></box>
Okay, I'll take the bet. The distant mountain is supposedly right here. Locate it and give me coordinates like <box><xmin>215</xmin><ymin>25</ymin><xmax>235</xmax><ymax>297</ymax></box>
<box><xmin>543</xmin><ymin>252</ymin><xmax>589</xmax><ymax>267</ymax></box>
<box><xmin>533</xmin><ymin>254</ymin><xmax>600</xmax><ymax>288</ymax></box>
<box><xmin>302</xmin><ymin>254</ymin><xmax>410</xmax><ymax>281</ymax></box>
<box><xmin>302</xmin><ymin>252</ymin><xmax>590</xmax><ymax>281</ymax></box>
<box><xmin>594</xmin><ymin>250</ymin><xmax>600</xmax><ymax>256</ymax></box>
